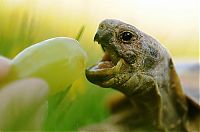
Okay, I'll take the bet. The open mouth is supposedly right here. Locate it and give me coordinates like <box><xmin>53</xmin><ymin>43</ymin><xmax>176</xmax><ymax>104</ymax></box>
<box><xmin>89</xmin><ymin>29</ymin><xmax>121</xmax><ymax>72</ymax></box>
<box><xmin>85</xmin><ymin>39</ymin><xmax>123</xmax><ymax>84</ymax></box>
<box><xmin>87</xmin><ymin>43</ymin><xmax>122</xmax><ymax>73</ymax></box>
<box><xmin>89</xmin><ymin>51</ymin><xmax>118</xmax><ymax>71</ymax></box>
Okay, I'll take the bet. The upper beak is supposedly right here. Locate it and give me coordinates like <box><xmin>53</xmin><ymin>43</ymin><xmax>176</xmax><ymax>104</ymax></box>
<box><xmin>94</xmin><ymin>32</ymin><xmax>100</xmax><ymax>42</ymax></box>
<box><xmin>93</xmin><ymin>30</ymin><xmax>113</xmax><ymax>45</ymax></box>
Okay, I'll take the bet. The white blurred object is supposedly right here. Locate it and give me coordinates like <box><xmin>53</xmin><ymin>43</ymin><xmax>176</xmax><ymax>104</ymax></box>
<box><xmin>0</xmin><ymin>78</ymin><xmax>48</xmax><ymax>130</ymax></box>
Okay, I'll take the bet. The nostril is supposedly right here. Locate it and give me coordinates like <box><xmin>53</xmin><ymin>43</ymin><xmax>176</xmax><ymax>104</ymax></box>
<box><xmin>94</xmin><ymin>33</ymin><xmax>99</xmax><ymax>42</ymax></box>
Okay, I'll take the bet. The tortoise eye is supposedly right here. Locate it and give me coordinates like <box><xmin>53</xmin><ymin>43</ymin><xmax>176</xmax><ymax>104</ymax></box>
<box><xmin>121</xmin><ymin>32</ymin><xmax>137</xmax><ymax>42</ymax></box>
<box><xmin>121</xmin><ymin>32</ymin><xmax>132</xmax><ymax>41</ymax></box>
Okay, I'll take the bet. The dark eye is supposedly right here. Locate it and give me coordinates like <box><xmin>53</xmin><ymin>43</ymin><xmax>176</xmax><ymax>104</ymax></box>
<box><xmin>121</xmin><ymin>32</ymin><xmax>132</xmax><ymax>41</ymax></box>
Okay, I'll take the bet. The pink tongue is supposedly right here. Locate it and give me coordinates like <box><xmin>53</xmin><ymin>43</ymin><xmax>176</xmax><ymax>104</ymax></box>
<box><xmin>98</xmin><ymin>61</ymin><xmax>114</xmax><ymax>69</ymax></box>
<box><xmin>102</xmin><ymin>52</ymin><xmax>111</xmax><ymax>61</ymax></box>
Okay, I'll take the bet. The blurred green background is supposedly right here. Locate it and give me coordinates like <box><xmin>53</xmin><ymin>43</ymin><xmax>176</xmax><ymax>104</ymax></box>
<box><xmin>0</xmin><ymin>0</ymin><xmax>198</xmax><ymax>130</ymax></box>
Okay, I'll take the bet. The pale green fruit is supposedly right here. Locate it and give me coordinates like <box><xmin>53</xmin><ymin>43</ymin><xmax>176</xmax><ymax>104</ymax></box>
<box><xmin>9</xmin><ymin>37</ymin><xmax>87</xmax><ymax>95</ymax></box>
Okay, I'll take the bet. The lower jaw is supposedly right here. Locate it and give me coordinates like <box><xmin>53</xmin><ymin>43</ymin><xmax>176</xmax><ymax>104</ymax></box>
<box><xmin>85</xmin><ymin>66</ymin><xmax>114</xmax><ymax>85</ymax></box>
<box><xmin>85</xmin><ymin>59</ymin><xmax>125</xmax><ymax>86</ymax></box>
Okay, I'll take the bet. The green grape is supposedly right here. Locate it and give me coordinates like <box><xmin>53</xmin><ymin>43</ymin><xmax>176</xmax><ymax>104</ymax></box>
<box><xmin>4</xmin><ymin>37</ymin><xmax>87</xmax><ymax>96</ymax></box>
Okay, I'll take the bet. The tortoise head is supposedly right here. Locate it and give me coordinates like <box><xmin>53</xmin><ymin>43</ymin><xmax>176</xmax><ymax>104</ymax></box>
<box><xmin>85</xmin><ymin>19</ymin><xmax>167</xmax><ymax>89</ymax></box>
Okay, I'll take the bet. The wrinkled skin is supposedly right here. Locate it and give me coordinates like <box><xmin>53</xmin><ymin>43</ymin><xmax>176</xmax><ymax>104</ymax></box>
<box><xmin>83</xmin><ymin>19</ymin><xmax>200</xmax><ymax>131</ymax></box>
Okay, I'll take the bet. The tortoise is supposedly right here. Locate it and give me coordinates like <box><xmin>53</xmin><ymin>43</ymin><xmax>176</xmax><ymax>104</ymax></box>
<box><xmin>83</xmin><ymin>19</ymin><xmax>200</xmax><ymax>131</ymax></box>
